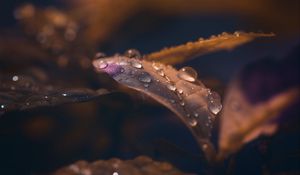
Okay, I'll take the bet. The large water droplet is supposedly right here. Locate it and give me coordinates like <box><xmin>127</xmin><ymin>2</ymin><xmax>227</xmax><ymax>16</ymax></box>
<box><xmin>124</xmin><ymin>49</ymin><xmax>141</xmax><ymax>58</ymax></box>
<box><xmin>207</xmin><ymin>91</ymin><xmax>222</xmax><ymax>115</ymax></box>
<box><xmin>138</xmin><ymin>73</ymin><xmax>152</xmax><ymax>83</ymax></box>
<box><xmin>177</xmin><ymin>67</ymin><xmax>197</xmax><ymax>82</ymax></box>
<box><xmin>131</xmin><ymin>61</ymin><xmax>143</xmax><ymax>69</ymax></box>
<box><xmin>167</xmin><ymin>84</ymin><xmax>176</xmax><ymax>91</ymax></box>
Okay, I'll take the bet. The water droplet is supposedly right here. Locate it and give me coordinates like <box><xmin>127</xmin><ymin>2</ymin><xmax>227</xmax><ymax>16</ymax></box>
<box><xmin>189</xmin><ymin>119</ymin><xmax>197</xmax><ymax>127</ymax></box>
<box><xmin>113</xmin><ymin>172</ymin><xmax>119</xmax><ymax>175</ymax></box>
<box><xmin>167</xmin><ymin>84</ymin><xmax>176</xmax><ymax>91</ymax></box>
<box><xmin>94</xmin><ymin>52</ymin><xmax>106</xmax><ymax>59</ymax></box>
<box><xmin>131</xmin><ymin>61</ymin><xmax>143</xmax><ymax>69</ymax></box>
<box><xmin>194</xmin><ymin>113</ymin><xmax>199</xmax><ymax>117</ymax></box>
<box><xmin>62</xmin><ymin>93</ymin><xmax>67</xmax><ymax>97</ymax></box>
<box><xmin>0</xmin><ymin>104</ymin><xmax>5</xmax><ymax>109</ymax></box>
<box><xmin>96</xmin><ymin>61</ymin><xmax>108</xmax><ymax>69</ymax></box>
<box><xmin>177</xmin><ymin>89</ymin><xmax>183</xmax><ymax>94</ymax></box>
<box><xmin>157</xmin><ymin>69</ymin><xmax>165</xmax><ymax>76</ymax></box>
<box><xmin>234</xmin><ymin>31</ymin><xmax>240</xmax><ymax>37</ymax></box>
<box><xmin>152</xmin><ymin>62</ymin><xmax>163</xmax><ymax>70</ymax></box>
<box><xmin>138</xmin><ymin>73</ymin><xmax>152</xmax><ymax>83</ymax></box>
<box><xmin>207</xmin><ymin>91</ymin><xmax>222</xmax><ymax>115</ymax></box>
<box><xmin>170</xmin><ymin>99</ymin><xmax>175</xmax><ymax>103</ymax></box>
<box><xmin>12</xmin><ymin>75</ymin><xmax>19</xmax><ymax>81</ymax></box>
<box><xmin>177</xmin><ymin>67</ymin><xmax>197</xmax><ymax>82</ymax></box>
<box><xmin>124</xmin><ymin>49</ymin><xmax>141</xmax><ymax>58</ymax></box>
<box><xmin>180</xmin><ymin>101</ymin><xmax>185</xmax><ymax>106</ymax></box>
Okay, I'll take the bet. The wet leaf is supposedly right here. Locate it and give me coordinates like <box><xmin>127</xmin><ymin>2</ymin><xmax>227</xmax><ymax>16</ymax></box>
<box><xmin>146</xmin><ymin>32</ymin><xmax>274</xmax><ymax>65</ymax></box>
<box><xmin>93</xmin><ymin>56</ymin><xmax>221</xmax><ymax>161</ymax></box>
<box><xmin>218</xmin><ymin>83</ymin><xmax>299</xmax><ymax>159</ymax></box>
<box><xmin>0</xmin><ymin>74</ymin><xmax>110</xmax><ymax>116</ymax></box>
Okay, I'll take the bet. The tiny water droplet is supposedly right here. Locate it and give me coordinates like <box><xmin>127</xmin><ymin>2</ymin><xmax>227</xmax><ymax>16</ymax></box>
<box><xmin>167</xmin><ymin>84</ymin><xmax>176</xmax><ymax>91</ymax></box>
<box><xmin>180</xmin><ymin>101</ymin><xmax>185</xmax><ymax>106</ymax></box>
<box><xmin>152</xmin><ymin>62</ymin><xmax>163</xmax><ymax>70</ymax></box>
<box><xmin>113</xmin><ymin>172</ymin><xmax>119</xmax><ymax>175</ymax></box>
<box><xmin>97</xmin><ymin>61</ymin><xmax>108</xmax><ymax>69</ymax></box>
<box><xmin>170</xmin><ymin>99</ymin><xmax>175</xmax><ymax>103</ymax></box>
<box><xmin>138</xmin><ymin>73</ymin><xmax>152</xmax><ymax>83</ymax></box>
<box><xmin>124</xmin><ymin>49</ymin><xmax>141</xmax><ymax>58</ymax></box>
<box><xmin>12</xmin><ymin>75</ymin><xmax>19</xmax><ymax>81</ymax></box>
<box><xmin>177</xmin><ymin>89</ymin><xmax>183</xmax><ymax>94</ymax></box>
<box><xmin>234</xmin><ymin>31</ymin><xmax>240</xmax><ymax>37</ymax></box>
<box><xmin>207</xmin><ymin>91</ymin><xmax>222</xmax><ymax>115</ymax></box>
<box><xmin>157</xmin><ymin>69</ymin><xmax>165</xmax><ymax>76</ymax></box>
<box><xmin>189</xmin><ymin>119</ymin><xmax>197</xmax><ymax>127</ymax></box>
<box><xmin>131</xmin><ymin>61</ymin><xmax>143</xmax><ymax>69</ymax></box>
<box><xmin>0</xmin><ymin>104</ymin><xmax>5</xmax><ymax>109</ymax></box>
<box><xmin>94</xmin><ymin>52</ymin><xmax>106</xmax><ymax>59</ymax></box>
<box><xmin>62</xmin><ymin>93</ymin><xmax>67</xmax><ymax>97</ymax></box>
<box><xmin>194</xmin><ymin>113</ymin><xmax>199</xmax><ymax>117</ymax></box>
<box><xmin>177</xmin><ymin>67</ymin><xmax>197</xmax><ymax>82</ymax></box>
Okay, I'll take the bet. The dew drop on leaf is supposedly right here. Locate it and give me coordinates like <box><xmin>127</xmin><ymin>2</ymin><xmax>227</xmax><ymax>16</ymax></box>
<box><xmin>207</xmin><ymin>91</ymin><xmax>222</xmax><ymax>115</ymax></box>
<box><xmin>177</xmin><ymin>67</ymin><xmax>197</xmax><ymax>82</ymax></box>
<box><xmin>131</xmin><ymin>61</ymin><xmax>143</xmax><ymax>69</ymax></box>
<box><xmin>138</xmin><ymin>73</ymin><xmax>152</xmax><ymax>83</ymax></box>
<box><xmin>167</xmin><ymin>84</ymin><xmax>176</xmax><ymax>91</ymax></box>
<box><xmin>124</xmin><ymin>49</ymin><xmax>141</xmax><ymax>59</ymax></box>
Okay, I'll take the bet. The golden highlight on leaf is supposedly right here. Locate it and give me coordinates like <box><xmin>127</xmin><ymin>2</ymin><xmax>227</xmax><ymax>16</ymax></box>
<box><xmin>146</xmin><ymin>32</ymin><xmax>275</xmax><ymax>65</ymax></box>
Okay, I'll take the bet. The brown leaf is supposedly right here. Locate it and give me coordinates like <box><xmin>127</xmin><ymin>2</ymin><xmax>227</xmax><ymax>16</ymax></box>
<box><xmin>146</xmin><ymin>32</ymin><xmax>274</xmax><ymax>65</ymax></box>
<box><xmin>218</xmin><ymin>82</ymin><xmax>299</xmax><ymax>159</ymax></box>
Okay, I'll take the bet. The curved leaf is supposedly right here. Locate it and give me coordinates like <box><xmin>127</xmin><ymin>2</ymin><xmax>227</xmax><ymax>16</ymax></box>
<box><xmin>146</xmin><ymin>32</ymin><xmax>274</xmax><ymax>65</ymax></box>
<box><xmin>93</xmin><ymin>56</ymin><xmax>222</xmax><ymax>161</ymax></box>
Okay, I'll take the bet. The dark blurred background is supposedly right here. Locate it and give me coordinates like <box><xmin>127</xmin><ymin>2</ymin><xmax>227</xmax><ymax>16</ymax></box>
<box><xmin>0</xmin><ymin>0</ymin><xmax>299</xmax><ymax>174</ymax></box>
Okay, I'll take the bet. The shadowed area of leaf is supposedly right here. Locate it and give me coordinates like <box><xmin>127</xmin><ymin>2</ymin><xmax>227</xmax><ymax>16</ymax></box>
<box><xmin>146</xmin><ymin>32</ymin><xmax>274</xmax><ymax>65</ymax></box>
<box><xmin>93</xmin><ymin>56</ymin><xmax>221</xmax><ymax>161</ymax></box>
<box><xmin>0</xmin><ymin>74</ymin><xmax>110</xmax><ymax>116</ymax></box>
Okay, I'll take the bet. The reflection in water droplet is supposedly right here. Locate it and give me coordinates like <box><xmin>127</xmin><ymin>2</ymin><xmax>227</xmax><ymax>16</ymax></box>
<box><xmin>177</xmin><ymin>67</ymin><xmax>197</xmax><ymax>82</ymax></box>
<box><xmin>194</xmin><ymin>113</ymin><xmax>199</xmax><ymax>117</ymax></box>
<box><xmin>131</xmin><ymin>61</ymin><xmax>143</xmax><ymax>69</ymax></box>
<box><xmin>124</xmin><ymin>49</ymin><xmax>141</xmax><ymax>59</ymax></box>
<box><xmin>138</xmin><ymin>73</ymin><xmax>152</xmax><ymax>83</ymax></box>
<box><xmin>0</xmin><ymin>105</ymin><xmax>5</xmax><ymax>109</ymax></box>
<box><xmin>113</xmin><ymin>172</ymin><xmax>119</xmax><ymax>175</ymax></box>
<box><xmin>12</xmin><ymin>75</ymin><xmax>19</xmax><ymax>81</ymax></box>
<box><xmin>167</xmin><ymin>84</ymin><xmax>176</xmax><ymax>91</ymax></box>
<box><xmin>207</xmin><ymin>91</ymin><xmax>222</xmax><ymax>115</ymax></box>
<box><xmin>189</xmin><ymin>119</ymin><xmax>197</xmax><ymax>127</ymax></box>
<box><xmin>62</xmin><ymin>93</ymin><xmax>67</xmax><ymax>97</ymax></box>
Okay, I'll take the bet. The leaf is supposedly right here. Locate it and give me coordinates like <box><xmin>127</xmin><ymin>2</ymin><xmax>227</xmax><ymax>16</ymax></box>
<box><xmin>93</xmin><ymin>56</ymin><xmax>221</xmax><ymax>161</ymax></box>
<box><xmin>0</xmin><ymin>74</ymin><xmax>110</xmax><ymax>116</ymax></box>
<box><xmin>145</xmin><ymin>32</ymin><xmax>274</xmax><ymax>65</ymax></box>
<box><xmin>218</xmin><ymin>82</ymin><xmax>299</xmax><ymax>159</ymax></box>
